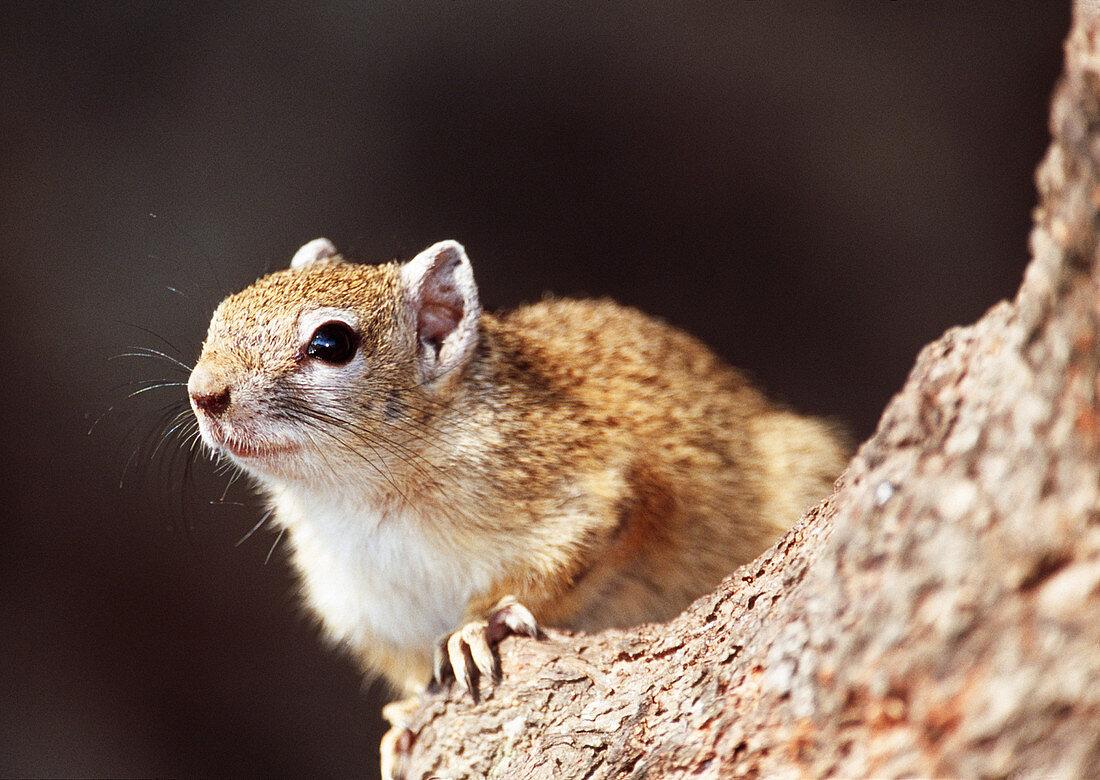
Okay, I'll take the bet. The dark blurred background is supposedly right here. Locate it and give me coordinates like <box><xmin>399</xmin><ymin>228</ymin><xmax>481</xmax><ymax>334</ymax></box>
<box><xmin>0</xmin><ymin>3</ymin><xmax>1069</xmax><ymax>777</ymax></box>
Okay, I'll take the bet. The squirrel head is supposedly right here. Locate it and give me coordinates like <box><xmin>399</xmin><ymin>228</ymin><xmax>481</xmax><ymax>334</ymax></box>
<box><xmin>187</xmin><ymin>239</ymin><xmax>482</xmax><ymax>485</ymax></box>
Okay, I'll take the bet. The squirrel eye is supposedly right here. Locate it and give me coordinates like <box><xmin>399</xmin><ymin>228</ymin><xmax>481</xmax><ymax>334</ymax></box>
<box><xmin>306</xmin><ymin>321</ymin><xmax>358</xmax><ymax>365</ymax></box>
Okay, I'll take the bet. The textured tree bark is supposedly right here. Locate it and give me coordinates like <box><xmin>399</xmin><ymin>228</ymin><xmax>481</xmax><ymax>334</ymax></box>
<box><xmin>387</xmin><ymin>5</ymin><xmax>1100</xmax><ymax>777</ymax></box>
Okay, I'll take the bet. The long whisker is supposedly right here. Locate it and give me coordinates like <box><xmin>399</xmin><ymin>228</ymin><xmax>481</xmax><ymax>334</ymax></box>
<box><xmin>118</xmin><ymin>320</ymin><xmax>189</xmax><ymax>360</ymax></box>
<box><xmin>117</xmin><ymin>396</ymin><xmax>190</xmax><ymax>487</ymax></box>
<box><xmin>126</xmin><ymin>381</ymin><xmax>189</xmax><ymax>399</ymax></box>
<box><xmin>91</xmin><ymin>376</ymin><xmax>189</xmax><ymax>435</ymax></box>
<box><xmin>149</xmin><ymin>408</ymin><xmax>197</xmax><ymax>461</ymax></box>
<box><xmin>112</xmin><ymin>346</ymin><xmax>194</xmax><ymax>374</ymax></box>
<box><xmin>296</xmin><ymin>380</ymin><xmax>467</xmax><ymax>453</ymax></box>
<box><xmin>219</xmin><ymin>466</ymin><xmax>246</xmax><ymax>501</ymax></box>
<box><xmin>292</xmin><ymin>409</ymin><xmax>412</xmax><ymax>502</ymax></box>
<box><xmin>364</xmin><ymin>396</ymin><xmax>467</xmax><ymax>450</ymax></box>
<box><xmin>237</xmin><ymin>507</ymin><xmax>274</xmax><ymax>546</ymax></box>
<box><xmin>265</xmin><ymin>525</ymin><xmax>287</xmax><ymax>565</ymax></box>
<box><xmin>289</xmin><ymin>402</ymin><xmax>439</xmax><ymax>484</ymax></box>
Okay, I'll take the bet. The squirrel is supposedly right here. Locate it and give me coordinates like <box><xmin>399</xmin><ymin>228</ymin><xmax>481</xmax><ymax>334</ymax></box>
<box><xmin>187</xmin><ymin>238</ymin><xmax>850</xmax><ymax>697</ymax></box>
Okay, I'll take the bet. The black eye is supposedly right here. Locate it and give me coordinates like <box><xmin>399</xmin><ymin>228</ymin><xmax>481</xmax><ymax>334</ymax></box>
<box><xmin>306</xmin><ymin>321</ymin><xmax>358</xmax><ymax>364</ymax></box>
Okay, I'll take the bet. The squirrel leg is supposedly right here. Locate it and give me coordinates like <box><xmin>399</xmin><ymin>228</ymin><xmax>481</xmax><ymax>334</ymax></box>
<box><xmin>432</xmin><ymin>596</ymin><xmax>539</xmax><ymax>699</ymax></box>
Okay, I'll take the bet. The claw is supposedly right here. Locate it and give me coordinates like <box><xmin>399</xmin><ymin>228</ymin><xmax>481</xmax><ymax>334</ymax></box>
<box><xmin>432</xmin><ymin>638</ymin><xmax>452</xmax><ymax>686</ymax></box>
<box><xmin>465</xmin><ymin>621</ymin><xmax>500</xmax><ymax>682</ymax></box>
<box><xmin>432</xmin><ymin>596</ymin><xmax>541</xmax><ymax>698</ymax></box>
<box><xmin>488</xmin><ymin>597</ymin><xmax>538</xmax><ymax>642</ymax></box>
<box><xmin>447</xmin><ymin>629</ymin><xmax>478</xmax><ymax>700</ymax></box>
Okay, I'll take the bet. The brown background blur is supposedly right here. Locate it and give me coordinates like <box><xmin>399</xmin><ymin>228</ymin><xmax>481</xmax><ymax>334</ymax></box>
<box><xmin>0</xmin><ymin>3</ymin><xmax>1069</xmax><ymax>777</ymax></box>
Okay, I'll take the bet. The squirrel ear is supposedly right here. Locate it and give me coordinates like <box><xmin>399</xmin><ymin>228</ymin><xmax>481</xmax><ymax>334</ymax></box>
<box><xmin>290</xmin><ymin>237</ymin><xmax>340</xmax><ymax>269</ymax></box>
<box><xmin>400</xmin><ymin>240</ymin><xmax>482</xmax><ymax>382</ymax></box>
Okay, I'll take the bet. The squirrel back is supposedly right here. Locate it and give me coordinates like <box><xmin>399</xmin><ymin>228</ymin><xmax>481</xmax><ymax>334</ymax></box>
<box><xmin>476</xmin><ymin>296</ymin><xmax>848</xmax><ymax>630</ymax></box>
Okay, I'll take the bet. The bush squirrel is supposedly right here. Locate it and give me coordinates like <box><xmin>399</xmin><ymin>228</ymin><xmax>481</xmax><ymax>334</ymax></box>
<box><xmin>188</xmin><ymin>238</ymin><xmax>849</xmax><ymax>695</ymax></box>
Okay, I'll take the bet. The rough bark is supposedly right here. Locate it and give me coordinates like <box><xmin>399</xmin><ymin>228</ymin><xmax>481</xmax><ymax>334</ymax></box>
<box><xmin>388</xmin><ymin>6</ymin><xmax>1100</xmax><ymax>777</ymax></box>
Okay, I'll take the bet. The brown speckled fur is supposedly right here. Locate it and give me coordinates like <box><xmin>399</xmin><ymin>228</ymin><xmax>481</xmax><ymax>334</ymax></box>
<box><xmin>193</xmin><ymin>249</ymin><xmax>850</xmax><ymax>688</ymax></box>
<box><xmin>464</xmin><ymin>299</ymin><xmax>849</xmax><ymax>631</ymax></box>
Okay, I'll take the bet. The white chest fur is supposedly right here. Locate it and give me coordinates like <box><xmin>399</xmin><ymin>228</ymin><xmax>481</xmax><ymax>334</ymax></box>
<box><xmin>270</xmin><ymin>487</ymin><xmax>489</xmax><ymax>653</ymax></box>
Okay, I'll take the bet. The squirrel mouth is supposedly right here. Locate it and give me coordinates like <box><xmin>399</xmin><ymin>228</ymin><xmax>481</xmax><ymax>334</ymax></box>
<box><xmin>224</xmin><ymin>438</ymin><xmax>294</xmax><ymax>460</ymax></box>
<box><xmin>206</xmin><ymin>426</ymin><xmax>295</xmax><ymax>461</ymax></box>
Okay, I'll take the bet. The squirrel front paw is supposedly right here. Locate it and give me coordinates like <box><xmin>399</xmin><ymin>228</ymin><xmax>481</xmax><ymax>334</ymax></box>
<box><xmin>433</xmin><ymin>596</ymin><xmax>539</xmax><ymax>699</ymax></box>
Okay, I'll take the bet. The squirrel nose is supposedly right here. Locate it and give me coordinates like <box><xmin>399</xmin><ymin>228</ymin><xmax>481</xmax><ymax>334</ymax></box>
<box><xmin>188</xmin><ymin>363</ymin><xmax>231</xmax><ymax>417</ymax></box>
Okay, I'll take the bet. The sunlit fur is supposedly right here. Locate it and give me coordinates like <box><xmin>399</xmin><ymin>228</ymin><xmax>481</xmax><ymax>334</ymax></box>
<box><xmin>188</xmin><ymin>243</ymin><xmax>851</xmax><ymax>692</ymax></box>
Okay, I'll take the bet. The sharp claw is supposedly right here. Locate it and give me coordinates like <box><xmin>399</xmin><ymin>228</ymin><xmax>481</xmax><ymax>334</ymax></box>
<box><xmin>487</xmin><ymin>599</ymin><xmax>539</xmax><ymax>642</ymax></box>
<box><xmin>447</xmin><ymin>631</ymin><xmax>476</xmax><ymax>697</ymax></box>
<box><xmin>432</xmin><ymin>639</ymin><xmax>451</xmax><ymax>685</ymax></box>
<box><xmin>466</xmin><ymin>624</ymin><xmax>500</xmax><ymax>682</ymax></box>
<box><xmin>433</xmin><ymin>597</ymin><xmax>540</xmax><ymax>697</ymax></box>
<box><xmin>501</xmin><ymin>602</ymin><xmax>539</xmax><ymax>638</ymax></box>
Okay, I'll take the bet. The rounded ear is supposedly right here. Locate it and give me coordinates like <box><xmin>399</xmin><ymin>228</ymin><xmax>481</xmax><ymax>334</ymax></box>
<box><xmin>290</xmin><ymin>237</ymin><xmax>340</xmax><ymax>269</ymax></box>
<box><xmin>400</xmin><ymin>240</ymin><xmax>482</xmax><ymax>383</ymax></box>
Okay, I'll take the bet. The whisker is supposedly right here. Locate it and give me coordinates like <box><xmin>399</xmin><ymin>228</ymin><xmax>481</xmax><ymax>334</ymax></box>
<box><xmin>88</xmin><ymin>403</ymin><xmax>116</xmax><ymax>436</ymax></box>
<box><xmin>294</xmin><ymin>412</ymin><xmax>411</xmax><ymax>503</ymax></box>
<box><xmin>118</xmin><ymin>320</ymin><xmax>189</xmax><ymax>360</ymax></box>
<box><xmin>127</xmin><ymin>381</ymin><xmax>189</xmax><ymax>400</ymax></box>
<box><xmin>186</xmin><ymin>428</ymin><xmax>205</xmax><ymax>456</ymax></box>
<box><xmin>265</xmin><ymin>525</ymin><xmax>286</xmax><ymax>565</ymax></box>
<box><xmin>237</xmin><ymin>508</ymin><xmax>274</xmax><ymax>546</ymax></box>
<box><xmin>304</xmin><ymin>401</ymin><xmax>463</xmax><ymax>494</ymax></box>
<box><xmin>180</xmin><ymin>428</ymin><xmax>206</xmax><ymax>530</ymax></box>
<box><xmin>213</xmin><ymin>456</ymin><xmax>239</xmax><ymax>478</ymax></box>
<box><xmin>149</xmin><ymin>408</ymin><xmax>196</xmax><ymax>460</ymax></box>
<box><xmin>123</xmin><ymin>377</ymin><xmax>188</xmax><ymax>388</ymax></box>
<box><xmin>219</xmin><ymin>466</ymin><xmax>245</xmax><ymax>501</ymax></box>
<box><xmin>105</xmin><ymin>313</ymin><xmax>227</xmax><ymax>546</ymax></box>
<box><xmin>289</xmin><ymin>402</ymin><xmax>437</xmax><ymax>484</ymax></box>
<box><xmin>112</xmin><ymin>346</ymin><xmax>194</xmax><ymax>374</ymax></box>
<box><xmin>292</xmin><ymin>380</ymin><xmax>467</xmax><ymax>453</ymax></box>
<box><xmin>120</xmin><ymin>442</ymin><xmax>143</xmax><ymax>489</ymax></box>
<box><xmin>116</xmin><ymin>397</ymin><xmax>185</xmax><ymax>487</ymax></box>
<box><xmin>364</xmin><ymin>396</ymin><xmax>466</xmax><ymax>449</ymax></box>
